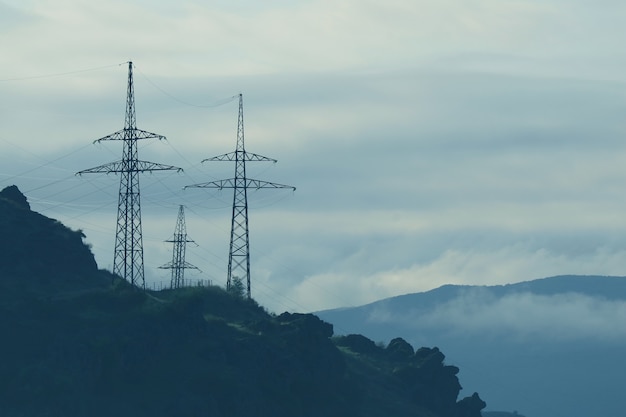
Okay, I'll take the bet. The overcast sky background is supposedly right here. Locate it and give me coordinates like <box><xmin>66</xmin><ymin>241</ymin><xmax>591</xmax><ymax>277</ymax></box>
<box><xmin>2</xmin><ymin>0</ymin><xmax>626</xmax><ymax>313</ymax></box>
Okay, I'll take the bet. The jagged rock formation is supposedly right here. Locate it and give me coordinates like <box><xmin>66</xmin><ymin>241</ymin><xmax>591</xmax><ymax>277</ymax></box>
<box><xmin>335</xmin><ymin>336</ymin><xmax>485</xmax><ymax>417</ymax></box>
<box><xmin>0</xmin><ymin>185</ymin><xmax>107</xmax><ymax>300</ymax></box>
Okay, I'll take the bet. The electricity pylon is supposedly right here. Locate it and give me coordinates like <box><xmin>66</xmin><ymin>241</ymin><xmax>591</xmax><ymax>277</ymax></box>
<box><xmin>159</xmin><ymin>205</ymin><xmax>199</xmax><ymax>289</ymax></box>
<box><xmin>78</xmin><ymin>61</ymin><xmax>182</xmax><ymax>289</ymax></box>
<box><xmin>185</xmin><ymin>93</ymin><xmax>295</xmax><ymax>299</ymax></box>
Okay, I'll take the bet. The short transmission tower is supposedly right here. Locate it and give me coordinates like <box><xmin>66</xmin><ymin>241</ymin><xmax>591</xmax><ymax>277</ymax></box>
<box><xmin>159</xmin><ymin>205</ymin><xmax>199</xmax><ymax>289</ymax></box>
<box><xmin>185</xmin><ymin>93</ymin><xmax>295</xmax><ymax>299</ymax></box>
<box><xmin>78</xmin><ymin>61</ymin><xmax>182</xmax><ymax>289</ymax></box>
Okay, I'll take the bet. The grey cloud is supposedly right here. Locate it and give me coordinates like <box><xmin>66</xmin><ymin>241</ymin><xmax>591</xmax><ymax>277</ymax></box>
<box><xmin>0</xmin><ymin>3</ymin><xmax>38</xmax><ymax>32</ymax></box>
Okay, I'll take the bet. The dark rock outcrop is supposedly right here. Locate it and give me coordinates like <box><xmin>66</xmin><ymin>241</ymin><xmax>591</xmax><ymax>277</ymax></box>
<box><xmin>0</xmin><ymin>185</ymin><xmax>30</xmax><ymax>210</ymax></box>
<box><xmin>334</xmin><ymin>333</ymin><xmax>384</xmax><ymax>357</ymax></box>
<box><xmin>337</xmin><ymin>333</ymin><xmax>487</xmax><ymax>417</ymax></box>
<box><xmin>456</xmin><ymin>392</ymin><xmax>487</xmax><ymax>417</ymax></box>
<box><xmin>387</xmin><ymin>337</ymin><xmax>415</xmax><ymax>361</ymax></box>
<box><xmin>0</xmin><ymin>185</ymin><xmax>104</xmax><ymax>297</ymax></box>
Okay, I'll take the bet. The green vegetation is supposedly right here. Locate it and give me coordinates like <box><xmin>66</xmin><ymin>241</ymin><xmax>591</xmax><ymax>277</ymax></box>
<box><xmin>0</xmin><ymin>186</ymin><xmax>486</xmax><ymax>417</ymax></box>
<box><xmin>227</xmin><ymin>275</ymin><xmax>246</xmax><ymax>298</ymax></box>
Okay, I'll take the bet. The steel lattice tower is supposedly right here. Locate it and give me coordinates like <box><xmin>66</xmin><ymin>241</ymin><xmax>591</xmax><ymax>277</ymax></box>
<box><xmin>78</xmin><ymin>61</ymin><xmax>182</xmax><ymax>289</ymax></box>
<box><xmin>159</xmin><ymin>205</ymin><xmax>199</xmax><ymax>289</ymax></box>
<box><xmin>186</xmin><ymin>93</ymin><xmax>295</xmax><ymax>299</ymax></box>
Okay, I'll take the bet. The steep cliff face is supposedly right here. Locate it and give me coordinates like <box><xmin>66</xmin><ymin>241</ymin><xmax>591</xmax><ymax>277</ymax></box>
<box><xmin>0</xmin><ymin>185</ymin><xmax>105</xmax><ymax>297</ymax></box>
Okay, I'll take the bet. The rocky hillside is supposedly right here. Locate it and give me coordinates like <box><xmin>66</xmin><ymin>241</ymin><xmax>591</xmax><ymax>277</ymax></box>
<box><xmin>0</xmin><ymin>185</ymin><xmax>107</xmax><ymax>298</ymax></box>
<box><xmin>0</xmin><ymin>186</ymin><xmax>486</xmax><ymax>417</ymax></box>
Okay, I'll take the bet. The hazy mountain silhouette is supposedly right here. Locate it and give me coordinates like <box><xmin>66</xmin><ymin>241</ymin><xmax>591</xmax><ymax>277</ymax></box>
<box><xmin>317</xmin><ymin>275</ymin><xmax>626</xmax><ymax>417</ymax></box>
<box><xmin>0</xmin><ymin>185</ymin><xmax>486</xmax><ymax>417</ymax></box>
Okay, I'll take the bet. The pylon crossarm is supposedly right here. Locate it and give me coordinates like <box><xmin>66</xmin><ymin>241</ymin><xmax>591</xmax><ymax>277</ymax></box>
<box><xmin>202</xmin><ymin>152</ymin><xmax>235</xmax><ymax>162</ymax></box>
<box><xmin>181</xmin><ymin>261</ymin><xmax>200</xmax><ymax>270</ymax></box>
<box><xmin>158</xmin><ymin>262</ymin><xmax>175</xmax><ymax>269</ymax></box>
<box><xmin>135</xmin><ymin>160</ymin><xmax>183</xmax><ymax>173</ymax></box>
<box><xmin>203</xmin><ymin>151</ymin><xmax>277</xmax><ymax>163</ymax></box>
<box><xmin>77</xmin><ymin>160</ymin><xmax>181</xmax><ymax>175</ymax></box>
<box><xmin>243</xmin><ymin>152</ymin><xmax>277</xmax><ymax>162</ymax></box>
<box><xmin>76</xmin><ymin>160</ymin><xmax>125</xmax><ymax>175</ymax></box>
<box><xmin>133</xmin><ymin>129</ymin><xmax>166</xmax><ymax>140</ymax></box>
<box><xmin>165</xmin><ymin>238</ymin><xmax>196</xmax><ymax>243</ymax></box>
<box><xmin>186</xmin><ymin>178</ymin><xmax>295</xmax><ymax>190</ymax></box>
<box><xmin>159</xmin><ymin>261</ymin><xmax>199</xmax><ymax>269</ymax></box>
<box><xmin>185</xmin><ymin>179</ymin><xmax>234</xmax><ymax>190</ymax></box>
<box><xmin>93</xmin><ymin>128</ymin><xmax>166</xmax><ymax>143</ymax></box>
<box><xmin>245</xmin><ymin>179</ymin><xmax>296</xmax><ymax>190</ymax></box>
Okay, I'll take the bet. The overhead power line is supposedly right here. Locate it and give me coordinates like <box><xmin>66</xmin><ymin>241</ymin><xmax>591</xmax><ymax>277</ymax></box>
<box><xmin>0</xmin><ymin>63</ymin><xmax>123</xmax><ymax>82</ymax></box>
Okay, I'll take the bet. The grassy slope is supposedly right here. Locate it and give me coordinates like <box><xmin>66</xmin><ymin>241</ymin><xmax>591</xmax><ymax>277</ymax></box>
<box><xmin>1</xmin><ymin>281</ymin><xmax>477</xmax><ymax>417</ymax></box>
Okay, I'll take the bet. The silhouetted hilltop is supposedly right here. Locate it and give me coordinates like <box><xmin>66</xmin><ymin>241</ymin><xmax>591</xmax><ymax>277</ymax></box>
<box><xmin>0</xmin><ymin>186</ymin><xmax>485</xmax><ymax>417</ymax></box>
<box><xmin>0</xmin><ymin>185</ymin><xmax>109</xmax><ymax>301</ymax></box>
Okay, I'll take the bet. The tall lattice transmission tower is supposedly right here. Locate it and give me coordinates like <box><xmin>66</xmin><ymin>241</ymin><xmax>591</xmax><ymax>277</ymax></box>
<box><xmin>159</xmin><ymin>205</ymin><xmax>199</xmax><ymax>289</ymax></box>
<box><xmin>78</xmin><ymin>61</ymin><xmax>182</xmax><ymax>289</ymax></box>
<box><xmin>185</xmin><ymin>93</ymin><xmax>295</xmax><ymax>299</ymax></box>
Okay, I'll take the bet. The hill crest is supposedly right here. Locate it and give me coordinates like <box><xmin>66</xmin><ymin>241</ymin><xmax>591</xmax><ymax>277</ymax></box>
<box><xmin>0</xmin><ymin>185</ymin><xmax>486</xmax><ymax>417</ymax></box>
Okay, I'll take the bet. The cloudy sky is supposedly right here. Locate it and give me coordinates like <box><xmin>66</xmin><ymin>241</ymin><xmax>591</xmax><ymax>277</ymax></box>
<box><xmin>2</xmin><ymin>0</ymin><xmax>626</xmax><ymax>313</ymax></box>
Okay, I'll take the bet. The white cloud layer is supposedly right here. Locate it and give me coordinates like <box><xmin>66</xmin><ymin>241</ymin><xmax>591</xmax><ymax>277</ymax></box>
<box><xmin>365</xmin><ymin>288</ymin><xmax>626</xmax><ymax>343</ymax></box>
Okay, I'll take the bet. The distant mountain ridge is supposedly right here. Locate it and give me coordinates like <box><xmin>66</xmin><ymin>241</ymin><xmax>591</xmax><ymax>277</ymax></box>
<box><xmin>330</xmin><ymin>274</ymin><xmax>626</xmax><ymax>313</ymax></box>
<box><xmin>317</xmin><ymin>275</ymin><xmax>626</xmax><ymax>417</ymax></box>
